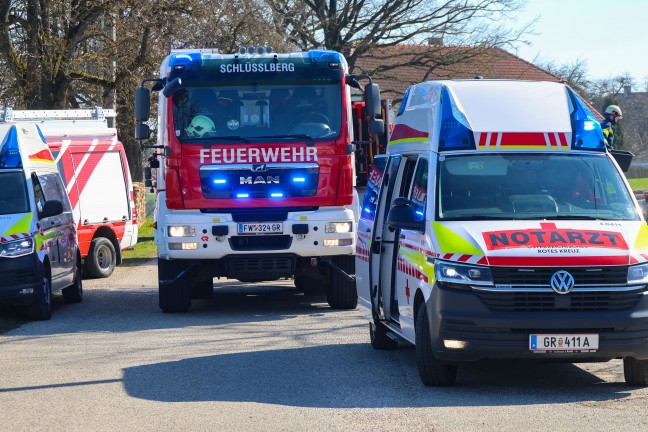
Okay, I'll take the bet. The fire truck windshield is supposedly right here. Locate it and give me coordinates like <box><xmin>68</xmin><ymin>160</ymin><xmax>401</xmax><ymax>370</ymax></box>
<box><xmin>172</xmin><ymin>83</ymin><xmax>341</xmax><ymax>143</ymax></box>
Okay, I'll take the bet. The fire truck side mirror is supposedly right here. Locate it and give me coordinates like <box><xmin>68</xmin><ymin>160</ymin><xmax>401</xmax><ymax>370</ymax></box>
<box><xmin>135</xmin><ymin>87</ymin><xmax>150</xmax><ymax>121</ymax></box>
<box><xmin>135</xmin><ymin>123</ymin><xmax>151</xmax><ymax>140</ymax></box>
<box><xmin>144</xmin><ymin>167</ymin><xmax>152</xmax><ymax>183</ymax></box>
<box><xmin>364</xmin><ymin>83</ymin><xmax>382</xmax><ymax>118</ymax></box>
<box><xmin>369</xmin><ymin>118</ymin><xmax>385</xmax><ymax>135</ymax></box>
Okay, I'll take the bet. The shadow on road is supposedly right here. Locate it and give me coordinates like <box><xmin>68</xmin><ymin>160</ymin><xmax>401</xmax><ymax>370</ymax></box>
<box><xmin>122</xmin><ymin>344</ymin><xmax>633</xmax><ymax>408</ymax></box>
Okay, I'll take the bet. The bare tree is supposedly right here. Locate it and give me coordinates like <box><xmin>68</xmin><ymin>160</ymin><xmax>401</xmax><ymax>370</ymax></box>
<box><xmin>264</xmin><ymin>0</ymin><xmax>533</xmax><ymax>71</ymax></box>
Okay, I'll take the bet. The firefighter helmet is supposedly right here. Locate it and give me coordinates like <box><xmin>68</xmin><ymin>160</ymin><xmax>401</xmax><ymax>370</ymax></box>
<box><xmin>604</xmin><ymin>105</ymin><xmax>623</xmax><ymax>118</ymax></box>
<box><xmin>186</xmin><ymin>115</ymin><xmax>215</xmax><ymax>137</ymax></box>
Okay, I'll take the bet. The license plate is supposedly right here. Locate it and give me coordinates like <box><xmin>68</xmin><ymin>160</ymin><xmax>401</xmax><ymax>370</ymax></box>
<box><xmin>237</xmin><ymin>222</ymin><xmax>283</xmax><ymax>235</ymax></box>
<box><xmin>530</xmin><ymin>334</ymin><xmax>599</xmax><ymax>353</ymax></box>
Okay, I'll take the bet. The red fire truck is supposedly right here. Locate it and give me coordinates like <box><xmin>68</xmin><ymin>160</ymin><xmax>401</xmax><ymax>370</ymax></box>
<box><xmin>135</xmin><ymin>47</ymin><xmax>383</xmax><ymax>312</ymax></box>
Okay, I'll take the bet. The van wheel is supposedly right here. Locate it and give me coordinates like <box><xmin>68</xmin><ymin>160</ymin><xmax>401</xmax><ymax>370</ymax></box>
<box><xmin>63</xmin><ymin>261</ymin><xmax>83</xmax><ymax>303</ymax></box>
<box><xmin>158</xmin><ymin>258</ymin><xmax>191</xmax><ymax>313</ymax></box>
<box><xmin>370</xmin><ymin>321</ymin><xmax>398</xmax><ymax>350</ymax></box>
<box><xmin>326</xmin><ymin>256</ymin><xmax>357</xmax><ymax>309</ymax></box>
<box><xmin>415</xmin><ymin>302</ymin><xmax>457</xmax><ymax>386</ymax></box>
<box><xmin>85</xmin><ymin>237</ymin><xmax>116</xmax><ymax>278</ymax></box>
<box><xmin>624</xmin><ymin>357</ymin><xmax>648</xmax><ymax>386</ymax></box>
<box><xmin>28</xmin><ymin>272</ymin><xmax>52</xmax><ymax>321</ymax></box>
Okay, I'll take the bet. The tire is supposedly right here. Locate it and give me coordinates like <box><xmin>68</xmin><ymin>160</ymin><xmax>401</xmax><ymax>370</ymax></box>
<box><xmin>370</xmin><ymin>321</ymin><xmax>399</xmax><ymax>350</ymax></box>
<box><xmin>415</xmin><ymin>302</ymin><xmax>457</xmax><ymax>386</ymax></box>
<box><xmin>85</xmin><ymin>237</ymin><xmax>116</xmax><ymax>278</ymax></box>
<box><xmin>28</xmin><ymin>271</ymin><xmax>52</xmax><ymax>321</ymax></box>
<box><xmin>190</xmin><ymin>277</ymin><xmax>214</xmax><ymax>299</ymax></box>
<box><xmin>158</xmin><ymin>258</ymin><xmax>191</xmax><ymax>313</ymax></box>
<box><xmin>624</xmin><ymin>357</ymin><xmax>648</xmax><ymax>386</ymax></box>
<box><xmin>295</xmin><ymin>271</ymin><xmax>328</xmax><ymax>296</ymax></box>
<box><xmin>62</xmin><ymin>260</ymin><xmax>83</xmax><ymax>304</ymax></box>
<box><xmin>326</xmin><ymin>255</ymin><xmax>357</xmax><ymax>309</ymax></box>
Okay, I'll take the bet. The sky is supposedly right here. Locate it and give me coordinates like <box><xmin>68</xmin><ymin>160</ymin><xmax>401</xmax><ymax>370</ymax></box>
<box><xmin>512</xmin><ymin>0</ymin><xmax>648</xmax><ymax>85</ymax></box>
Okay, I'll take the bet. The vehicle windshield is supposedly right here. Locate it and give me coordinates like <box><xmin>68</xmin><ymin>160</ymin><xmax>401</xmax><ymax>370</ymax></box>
<box><xmin>437</xmin><ymin>153</ymin><xmax>639</xmax><ymax>221</ymax></box>
<box><xmin>171</xmin><ymin>83</ymin><xmax>341</xmax><ymax>143</ymax></box>
<box><xmin>0</xmin><ymin>171</ymin><xmax>30</xmax><ymax>215</ymax></box>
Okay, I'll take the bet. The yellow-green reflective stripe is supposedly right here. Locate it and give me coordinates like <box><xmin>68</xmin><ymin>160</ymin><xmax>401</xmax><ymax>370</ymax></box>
<box><xmin>433</xmin><ymin>222</ymin><xmax>482</xmax><ymax>255</ymax></box>
<box><xmin>400</xmin><ymin>246</ymin><xmax>435</xmax><ymax>282</ymax></box>
<box><xmin>2</xmin><ymin>213</ymin><xmax>32</xmax><ymax>237</ymax></box>
<box><xmin>388</xmin><ymin>138</ymin><xmax>428</xmax><ymax>146</ymax></box>
<box><xmin>633</xmin><ymin>223</ymin><xmax>648</xmax><ymax>252</ymax></box>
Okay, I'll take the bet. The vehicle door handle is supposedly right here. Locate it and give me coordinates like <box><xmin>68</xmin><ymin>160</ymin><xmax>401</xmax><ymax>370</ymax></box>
<box><xmin>371</xmin><ymin>241</ymin><xmax>381</xmax><ymax>254</ymax></box>
<box><xmin>399</xmin><ymin>234</ymin><xmax>406</xmax><ymax>239</ymax></box>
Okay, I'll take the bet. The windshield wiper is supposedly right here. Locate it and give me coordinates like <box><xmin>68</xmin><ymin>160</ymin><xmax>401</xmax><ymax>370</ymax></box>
<box><xmin>250</xmin><ymin>134</ymin><xmax>315</xmax><ymax>146</ymax></box>
<box><xmin>441</xmin><ymin>215</ymin><xmax>512</xmax><ymax>221</ymax></box>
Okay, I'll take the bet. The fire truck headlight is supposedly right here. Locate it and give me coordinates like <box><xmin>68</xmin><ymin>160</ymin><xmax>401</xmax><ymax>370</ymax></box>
<box><xmin>168</xmin><ymin>225</ymin><xmax>196</xmax><ymax>237</ymax></box>
<box><xmin>0</xmin><ymin>237</ymin><xmax>34</xmax><ymax>258</ymax></box>
<box><xmin>434</xmin><ymin>260</ymin><xmax>493</xmax><ymax>288</ymax></box>
<box><xmin>325</xmin><ymin>222</ymin><xmax>352</xmax><ymax>233</ymax></box>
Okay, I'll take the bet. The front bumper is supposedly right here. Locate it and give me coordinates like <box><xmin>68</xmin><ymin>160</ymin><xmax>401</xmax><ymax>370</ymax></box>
<box><xmin>156</xmin><ymin>207</ymin><xmax>356</xmax><ymax>259</ymax></box>
<box><xmin>0</xmin><ymin>253</ymin><xmax>42</xmax><ymax>306</ymax></box>
<box><xmin>428</xmin><ymin>284</ymin><xmax>648</xmax><ymax>362</ymax></box>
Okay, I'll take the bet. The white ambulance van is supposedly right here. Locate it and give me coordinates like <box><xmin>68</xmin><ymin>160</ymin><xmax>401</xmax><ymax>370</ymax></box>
<box><xmin>0</xmin><ymin>123</ymin><xmax>82</xmax><ymax>320</ymax></box>
<box><xmin>1</xmin><ymin>108</ymin><xmax>138</xmax><ymax>278</ymax></box>
<box><xmin>356</xmin><ymin>80</ymin><xmax>648</xmax><ymax>386</ymax></box>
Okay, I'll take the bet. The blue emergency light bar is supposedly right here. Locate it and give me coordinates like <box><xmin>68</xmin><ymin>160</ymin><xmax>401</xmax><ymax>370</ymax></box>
<box><xmin>438</xmin><ymin>87</ymin><xmax>474</xmax><ymax>151</ymax></box>
<box><xmin>566</xmin><ymin>88</ymin><xmax>606</xmax><ymax>151</ymax></box>
<box><xmin>0</xmin><ymin>126</ymin><xmax>22</xmax><ymax>168</ymax></box>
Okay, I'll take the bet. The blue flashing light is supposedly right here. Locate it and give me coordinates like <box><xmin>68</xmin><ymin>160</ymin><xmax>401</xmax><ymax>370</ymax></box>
<box><xmin>0</xmin><ymin>126</ymin><xmax>22</xmax><ymax>168</ymax></box>
<box><xmin>308</xmin><ymin>50</ymin><xmax>343</xmax><ymax>63</ymax></box>
<box><xmin>236</xmin><ymin>193</ymin><xmax>249</xmax><ymax>198</ymax></box>
<box><xmin>397</xmin><ymin>87</ymin><xmax>411</xmax><ymax>117</ymax></box>
<box><xmin>292</xmin><ymin>177</ymin><xmax>306</xmax><ymax>183</ymax></box>
<box><xmin>213</xmin><ymin>179</ymin><xmax>227</xmax><ymax>184</ymax></box>
<box><xmin>168</xmin><ymin>52</ymin><xmax>203</xmax><ymax>68</ymax></box>
<box><xmin>438</xmin><ymin>87</ymin><xmax>474</xmax><ymax>151</ymax></box>
<box><xmin>363</xmin><ymin>207</ymin><xmax>373</xmax><ymax>214</ymax></box>
<box><xmin>271</xmin><ymin>193</ymin><xmax>284</xmax><ymax>198</ymax></box>
<box><xmin>566</xmin><ymin>88</ymin><xmax>606</xmax><ymax>151</ymax></box>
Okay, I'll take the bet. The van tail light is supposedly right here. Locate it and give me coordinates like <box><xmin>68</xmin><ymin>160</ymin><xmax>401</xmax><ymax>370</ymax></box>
<box><xmin>132</xmin><ymin>204</ymin><xmax>138</xmax><ymax>225</ymax></box>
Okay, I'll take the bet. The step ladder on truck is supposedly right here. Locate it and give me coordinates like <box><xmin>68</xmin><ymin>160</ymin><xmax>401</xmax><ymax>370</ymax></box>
<box><xmin>1</xmin><ymin>108</ymin><xmax>139</xmax><ymax>278</ymax></box>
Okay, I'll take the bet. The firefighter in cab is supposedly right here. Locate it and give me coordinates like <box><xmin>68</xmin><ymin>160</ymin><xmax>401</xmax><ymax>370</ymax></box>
<box><xmin>601</xmin><ymin>104</ymin><xmax>622</xmax><ymax>148</ymax></box>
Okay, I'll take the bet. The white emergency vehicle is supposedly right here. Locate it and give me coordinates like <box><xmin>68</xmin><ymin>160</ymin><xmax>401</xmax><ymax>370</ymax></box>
<box><xmin>356</xmin><ymin>80</ymin><xmax>648</xmax><ymax>386</ymax></box>
<box><xmin>0</xmin><ymin>123</ymin><xmax>82</xmax><ymax>320</ymax></box>
<box><xmin>1</xmin><ymin>108</ymin><xmax>138</xmax><ymax>278</ymax></box>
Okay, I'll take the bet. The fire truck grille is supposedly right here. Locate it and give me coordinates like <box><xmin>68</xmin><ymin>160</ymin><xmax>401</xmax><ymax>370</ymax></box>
<box><xmin>226</xmin><ymin>256</ymin><xmax>295</xmax><ymax>281</ymax></box>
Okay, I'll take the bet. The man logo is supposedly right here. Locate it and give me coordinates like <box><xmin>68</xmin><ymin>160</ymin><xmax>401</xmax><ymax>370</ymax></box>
<box><xmin>550</xmin><ymin>270</ymin><xmax>575</xmax><ymax>294</ymax></box>
<box><xmin>240</xmin><ymin>176</ymin><xmax>280</xmax><ymax>185</ymax></box>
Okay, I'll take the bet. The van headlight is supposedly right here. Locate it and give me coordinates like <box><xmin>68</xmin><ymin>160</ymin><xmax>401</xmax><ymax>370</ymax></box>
<box><xmin>627</xmin><ymin>263</ymin><xmax>648</xmax><ymax>285</ymax></box>
<box><xmin>168</xmin><ymin>225</ymin><xmax>196</xmax><ymax>237</ymax></box>
<box><xmin>325</xmin><ymin>222</ymin><xmax>352</xmax><ymax>233</ymax></box>
<box><xmin>0</xmin><ymin>237</ymin><xmax>35</xmax><ymax>258</ymax></box>
<box><xmin>434</xmin><ymin>260</ymin><xmax>494</xmax><ymax>288</ymax></box>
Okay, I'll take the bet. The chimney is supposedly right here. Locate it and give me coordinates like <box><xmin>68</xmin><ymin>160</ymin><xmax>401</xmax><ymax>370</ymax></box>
<box><xmin>624</xmin><ymin>85</ymin><xmax>632</xmax><ymax>95</ymax></box>
<box><xmin>428</xmin><ymin>37</ymin><xmax>444</xmax><ymax>46</ymax></box>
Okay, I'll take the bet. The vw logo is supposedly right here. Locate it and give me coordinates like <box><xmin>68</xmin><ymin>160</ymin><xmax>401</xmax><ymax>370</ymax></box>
<box><xmin>550</xmin><ymin>270</ymin><xmax>575</xmax><ymax>295</ymax></box>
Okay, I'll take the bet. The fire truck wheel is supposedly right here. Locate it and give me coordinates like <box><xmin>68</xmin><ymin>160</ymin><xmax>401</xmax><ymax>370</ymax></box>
<box><xmin>190</xmin><ymin>278</ymin><xmax>214</xmax><ymax>299</ymax></box>
<box><xmin>415</xmin><ymin>302</ymin><xmax>457</xmax><ymax>386</ymax></box>
<box><xmin>370</xmin><ymin>322</ymin><xmax>398</xmax><ymax>350</ymax></box>
<box><xmin>27</xmin><ymin>270</ymin><xmax>52</xmax><ymax>321</ymax></box>
<box><xmin>158</xmin><ymin>258</ymin><xmax>191</xmax><ymax>313</ymax></box>
<box><xmin>624</xmin><ymin>357</ymin><xmax>648</xmax><ymax>386</ymax></box>
<box><xmin>326</xmin><ymin>255</ymin><xmax>357</xmax><ymax>309</ymax></box>
<box><xmin>85</xmin><ymin>237</ymin><xmax>116</xmax><ymax>278</ymax></box>
<box><xmin>294</xmin><ymin>271</ymin><xmax>328</xmax><ymax>296</ymax></box>
<box><xmin>63</xmin><ymin>258</ymin><xmax>83</xmax><ymax>304</ymax></box>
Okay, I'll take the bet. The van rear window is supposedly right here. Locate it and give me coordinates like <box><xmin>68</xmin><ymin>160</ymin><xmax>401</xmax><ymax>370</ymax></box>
<box><xmin>0</xmin><ymin>172</ymin><xmax>30</xmax><ymax>215</ymax></box>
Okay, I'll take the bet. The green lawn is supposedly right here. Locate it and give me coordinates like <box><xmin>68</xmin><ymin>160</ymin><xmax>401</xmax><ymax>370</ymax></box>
<box><xmin>121</xmin><ymin>217</ymin><xmax>157</xmax><ymax>265</ymax></box>
<box><xmin>628</xmin><ymin>178</ymin><xmax>648</xmax><ymax>191</ymax></box>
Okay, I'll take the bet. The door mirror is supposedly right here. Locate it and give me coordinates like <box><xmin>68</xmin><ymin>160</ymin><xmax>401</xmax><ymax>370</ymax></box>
<box><xmin>39</xmin><ymin>200</ymin><xmax>64</xmax><ymax>219</ymax></box>
<box><xmin>364</xmin><ymin>83</ymin><xmax>382</xmax><ymax>118</ymax></box>
<box><xmin>386</xmin><ymin>197</ymin><xmax>425</xmax><ymax>232</ymax></box>
<box><xmin>134</xmin><ymin>87</ymin><xmax>151</xmax><ymax>121</ymax></box>
<box><xmin>135</xmin><ymin>123</ymin><xmax>151</xmax><ymax>141</ymax></box>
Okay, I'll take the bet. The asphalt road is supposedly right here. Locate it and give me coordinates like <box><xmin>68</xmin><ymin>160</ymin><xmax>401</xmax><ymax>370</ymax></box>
<box><xmin>1</xmin><ymin>260</ymin><xmax>647</xmax><ymax>432</ymax></box>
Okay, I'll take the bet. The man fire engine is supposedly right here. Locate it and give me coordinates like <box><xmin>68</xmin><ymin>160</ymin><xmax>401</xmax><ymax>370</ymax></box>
<box><xmin>135</xmin><ymin>46</ymin><xmax>383</xmax><ymax>313</ymax></box>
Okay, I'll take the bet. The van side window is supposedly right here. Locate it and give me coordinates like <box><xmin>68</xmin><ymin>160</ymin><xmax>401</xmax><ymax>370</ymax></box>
<box><xmin>409</xmin><ymin>159</ymin><xmax>428</xmax><ymax>222</ymax></box>
<box><xmin>361</xmin><ymin>157</ymin><xmax>387</xmax><ymax>221</ymax></box>
<box><xmin>31</xmin><ymin>174</ymin><xmax>46</xmax><ymax>214</ymax></box>
<box><xmin>40</xmin><ymin>173</ymin><xmax>67</xmax><ymax>205</ymax></box>
<box><xmin>398</xmin><ymin>158</ymin><xmax>418</xmax><ymax>198</ymax></box>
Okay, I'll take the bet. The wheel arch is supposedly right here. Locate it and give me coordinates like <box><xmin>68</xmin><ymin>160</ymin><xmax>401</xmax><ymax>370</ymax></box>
<box><xmin>92</xmin><ymin>225</ymin><xmax>122</xmax><ymax>265</ymax></box>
